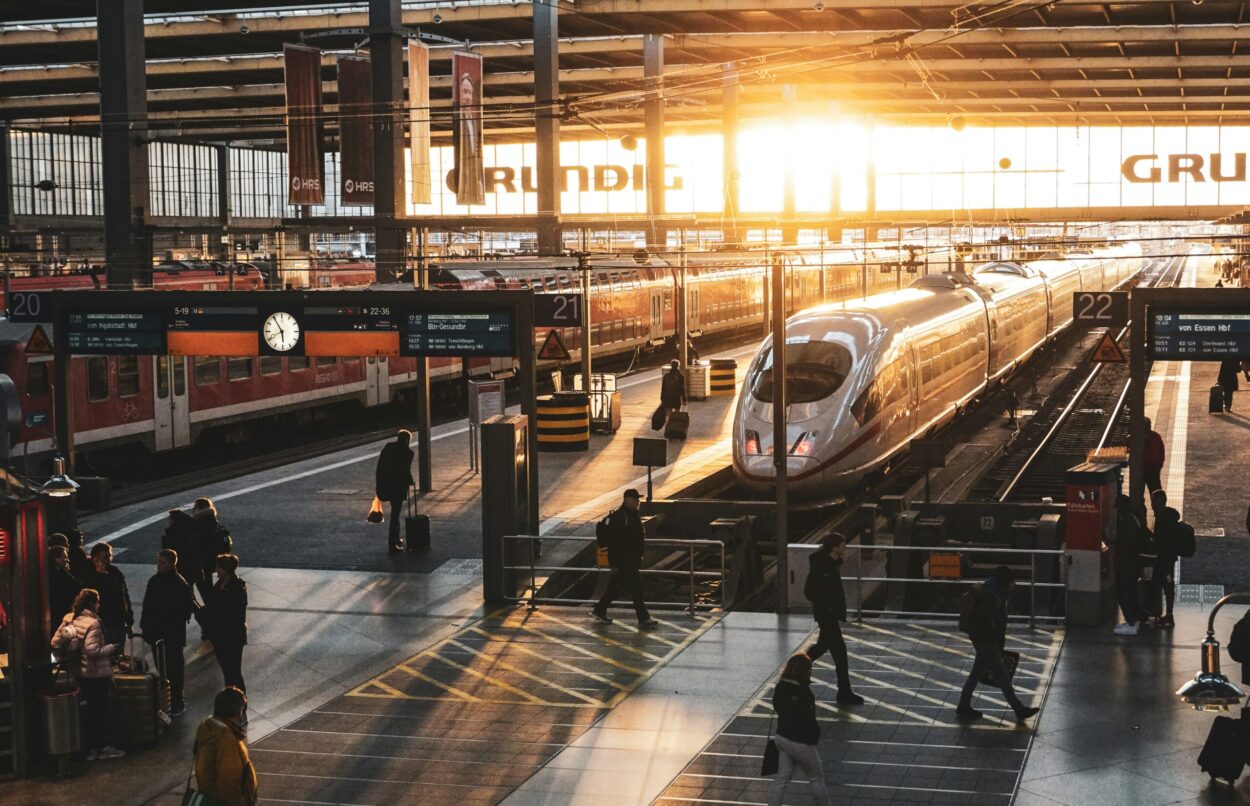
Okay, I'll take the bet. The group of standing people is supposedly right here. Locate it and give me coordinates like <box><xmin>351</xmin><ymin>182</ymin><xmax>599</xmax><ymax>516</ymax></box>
<box><xmin>47</xmin><ymin>497</ymin><xmax>250</xmax><ymax>766</ymax></box>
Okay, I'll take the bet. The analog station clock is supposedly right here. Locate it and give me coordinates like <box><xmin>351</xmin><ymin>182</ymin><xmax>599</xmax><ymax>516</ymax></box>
<box><xmin>262</xmin><ymin>311</ymin><xmax>301</xmax><ymax>352</ymax></box>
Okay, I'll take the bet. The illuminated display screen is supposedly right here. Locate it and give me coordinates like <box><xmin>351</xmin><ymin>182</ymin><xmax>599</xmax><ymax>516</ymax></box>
<box><xmin>1149</xmin><ymin>310</ymin><xmax>1250</xmax><ymax>360</ymax></box>
<box><xmin>167</xmin><ymin>305</ymin><xmax>259</xmax><ymax>356</ymax></box>
<box><xmin>65</xmin><ymin>311</ymin><xmax>166</xmax><ymax>354</ymax></box>
<box><xmin>403</xmin><ymin>312</ymin><xmax>514</xmax><ymax>356</ymax></box>
<box><xmin>304</xmin><ymin>305</ymin><xmax>400</xmax><ymax>356</ymax></box>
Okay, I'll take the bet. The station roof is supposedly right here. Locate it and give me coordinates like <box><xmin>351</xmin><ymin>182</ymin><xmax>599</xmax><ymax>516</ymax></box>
<box><xmin>3</xmin><ymin>1</ymin><xmax>1250</xmax><ymax>144</ymax></box>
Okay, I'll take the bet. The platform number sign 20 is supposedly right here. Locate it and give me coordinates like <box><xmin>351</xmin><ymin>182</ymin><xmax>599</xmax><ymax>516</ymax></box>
<box><xmin>1072</xmin><ymin>291</ymin><xmax>1128</xmax><ymax>329</ymax></box>
<box><xmin>535</xmin><ymin>293</ymin><xmax>585</xmax><ymax>328</ymax></box>
<box><xmin>8</xmin><ymin>291</ymin><xmax>52</xmax><ymax>324</ymax></box>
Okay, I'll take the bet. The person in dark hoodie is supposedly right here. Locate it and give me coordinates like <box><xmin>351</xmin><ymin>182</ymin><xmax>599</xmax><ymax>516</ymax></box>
<box><xmin>162</xmin><ymin>509</ymin><xmax>202</xmax><ymax>596</ymax></box>
<box><xmin>199</xmin><ymin>553</ymin><xmax>248</xmax><ymax>694</ymax></box>
<box><xmin>82</xmin><ymin>542</ymin><xmax>133</xmax><ymax>645</ymax></box>
<box><xmin>957</xmin><ymin>565</ymin><xmax>1039</xmax><ymax>723</ymax></box>
<box><xmin>803</xmin><ymin>532</ymin><xmax>863</xmax><ymax>705</ymax></box>
<box><xmin>768</xmin><ymin>653</ymin><xmax>832</xmax><ymax>806</ymax></box>
<box><xmin>374</xmin><ymin>430</ymin><xmax>415</xmax><ymax>553</ymax></box>
<box><xmin>141</xmin><ymin>548</ymin><xmax>195</xmax><ymax>716</ymax></box>
<box><xmin>48</xmin><ymin>545</ymin><xmax>81</xmax><ymax>625</ymax></box>
<box><xmin>1149</xmin><ymin>489</ymin><xmax>1181</xmax><ymax>628</ymax></box>
<box><xmin>192</xmin><ymin>498</ymin><xmax>233</xmax><ymax>603</ymax></box>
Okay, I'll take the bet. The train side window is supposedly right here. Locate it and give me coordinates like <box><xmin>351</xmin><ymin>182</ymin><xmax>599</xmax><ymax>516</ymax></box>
<box><xmin>288</xmin><ymin>356</ymin><xmax>310</xmax><ymax>371</ymax></box>
<box><xmin>157</xmin><ymin>356</ymin><xmax>170</xmax><ymax>399</ymax></box>
<box><xmin>259</xmin><ymin>356</ymin><xmax>283</xmax><ymax>375</ymax></box>
<box><xmin>227</xmin><ymin>357</ymin><xmax>253</xmax><ymax>381</ymax></box>
<box><xmin>342</xmin><ymin>356</ymin><xmax>361</xmax><ymax>364</ymax></box>
<box><xmin>174</xmin><ymin>360</ymin><xmax>186</xmax><ymax>396</ymax></box>
<box><xmin>316</xmin><ymin>357</ymin><xmax>336</xmax><ymax>368</ymax></box>
<box><xmin>117</xmin><ymin>356</ymin><xmax>140</xmax><ymax>398</ymax></box>
<box><xmin>26</xmin><ymin>362</ymin><xmax>49</xmax><ymax>396</ymax></box>
<box><xmin>194</xmin><ymin>356</ymin><xmax>221</xmax><ymax>386</ymax></box>
<box><xmin>613</xmin><ymin>320</ymin><xmax>624</xmax><ymax>342</ymax></box>
<box><xmin>86</xmin><ymin>357</ymin><xmax>109</xmax><ymax>402</ymax></box>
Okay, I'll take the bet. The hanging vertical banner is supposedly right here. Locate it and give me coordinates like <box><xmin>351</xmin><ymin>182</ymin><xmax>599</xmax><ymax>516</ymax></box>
<box><xmin>337</xmin><ymin>54</ymin><xmax>375</xmax><ymax>206</ymax></box>
<box><xmin>452</xmin><ymin>52</ymin><xmax>485</xmax><ymax>206</ymax></box>
<box><xmin>408</xmin><ymin>41</ymin><xmax>432</xmax><ymax>205</ymax></box>
<box><xmin>284</xmin><ymin>44</ymin><xmax>325</xmax><ymax>205</ymax></box>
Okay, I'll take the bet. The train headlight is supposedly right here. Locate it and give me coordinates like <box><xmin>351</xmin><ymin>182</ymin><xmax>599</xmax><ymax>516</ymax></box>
<box><xmin>745</xmin><ymin>429</ymin><xmax>762</xmax><ymax>455</ymax></box>
<box><xmin>790</xmin><ymin>432</ymin><xmax>816</xmax><ymax>456</ymax></box>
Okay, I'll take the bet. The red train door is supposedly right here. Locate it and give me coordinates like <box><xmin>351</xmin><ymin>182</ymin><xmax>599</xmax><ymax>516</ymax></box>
<box><xmin>365</xmin><ymin>358</ymin><xmax>390</xmax><ymax>407</ymax></box>
<box><xmin>153</xmin><ymin>356</ymin><xmax>191</xmax><ymax>451</ymax></box>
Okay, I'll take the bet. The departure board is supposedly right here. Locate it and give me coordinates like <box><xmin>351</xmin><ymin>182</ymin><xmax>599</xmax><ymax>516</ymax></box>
<box><xmin>304</xmin><ymin>305</ymin><xmax>400</xmax><ymax>356</ymax></box>
<box><xmin>65</xmin><ymin>311</ymin><xmax>166</xmax><ymax>354</ymax></box>
<box><xmin>167</xmin><ymin>305</ymin><xmax>260</xmax><ymax>356</ymax></box>
<box><xmin>1148</xmin><ymin>310</ymin><xmax>1250</xmax><ymax>359</ymax></box>
<box><xmin>403</xmin><ymin>311</ymin><xmax>514</xmax><ymax>356</ymax></box>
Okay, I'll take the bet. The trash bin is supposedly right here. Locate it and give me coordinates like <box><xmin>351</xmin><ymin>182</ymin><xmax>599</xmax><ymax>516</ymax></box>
<box><xmin>38</xmin><ymin>683</ymin><xmax>80</xmax><ymax>757</ymax></box>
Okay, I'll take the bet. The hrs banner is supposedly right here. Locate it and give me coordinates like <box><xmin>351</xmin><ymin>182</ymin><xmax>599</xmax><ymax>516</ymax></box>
<box><xmin>338</xmin><ymin>54</ymin><xmax>375</xmax><ymax>206</ymax></box>
<box><xmin>283</xmin><ymin>45</ymin><xmax>326</xmax><ymax>205</ymax></box>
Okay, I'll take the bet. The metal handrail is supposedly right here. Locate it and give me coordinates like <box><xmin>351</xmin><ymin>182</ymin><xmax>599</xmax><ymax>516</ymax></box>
<box><xmin>503</xmin><ymin>534</ymin><xmax>726</xmax><ymax>613</ymax></box>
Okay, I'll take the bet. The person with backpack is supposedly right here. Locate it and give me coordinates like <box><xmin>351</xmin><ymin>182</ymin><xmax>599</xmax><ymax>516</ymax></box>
<box><xmin>140</xmin><ymin>548</ymin><xmax>196</xmax><ymax>717</ymax></box>
<box><xmin>1113</xmin><ymin>494</ymin><xmax>1144</xmax><ymax>636</ymax></box>
<box><xmin>956</xmin><ymin>566</ymin><xmax>1039</xmax><ymax>723</ymax></box>
<box><xmin>767</xmin><ymin>653</ymin><xmax>832</xmax><ymax>806</ymax></box>
<box><xmin>1149</xmin><ymin>489</ymin><xmax>1195</xmax><ymax>628</ymax></box>
<box><xmin>51</xmin><ymin>589</ymin><xmax>125</xmax><ymax>761</ymax></box>
<box><xmin>199</xmin><ymin>553</ymin><xmax>249</xmax><ymax>696</ymax></box>
<box><xmin>592</xmin><ymin>489</ymin><xmax>657</xmax><ymax>628</ymax></box>
<box><xmin>192</xmin><ymin>498</ymin><xmax>233</xmax><ymax>603</ymax></box>
<box><xmin>803</xmin><ymin>532</ymin><xmax>863</xmax><ymax>705</ymax></box>
<box><xmin>163</xmin><ymin>508</ymin><xmax>202</xmax><ymax>594</ymax></box>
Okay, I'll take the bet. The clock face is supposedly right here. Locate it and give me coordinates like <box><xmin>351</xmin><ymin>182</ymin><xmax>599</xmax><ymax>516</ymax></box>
<box><xmin>263</xmin><ymin>311</ymin><xmax>300</xmax><ymax>352</ymax></box>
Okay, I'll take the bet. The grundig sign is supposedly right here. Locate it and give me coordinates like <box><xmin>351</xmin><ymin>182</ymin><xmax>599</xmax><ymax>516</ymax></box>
<box><xmin>443</xmin><ymin>163</ymin><xmax>684</xmax><ymax>194</ymax></box>
<box><xmin>1121</xmin><ymin>153</ymin><xmax>1248</xmax><ymax>183</ymax></box>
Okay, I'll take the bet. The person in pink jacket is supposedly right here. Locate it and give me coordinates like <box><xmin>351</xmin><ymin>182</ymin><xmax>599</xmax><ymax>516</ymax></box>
<box><xmin>51</xmin><ymin>588</ymin><xmax>124</xmax><ymax>760</ymax></box>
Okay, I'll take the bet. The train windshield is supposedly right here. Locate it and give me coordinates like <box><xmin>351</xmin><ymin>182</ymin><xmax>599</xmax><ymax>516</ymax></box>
<box><xmin>749</xmin><ymin>341</ymin><xmax>852</xmax><ymax>404</ymax></box>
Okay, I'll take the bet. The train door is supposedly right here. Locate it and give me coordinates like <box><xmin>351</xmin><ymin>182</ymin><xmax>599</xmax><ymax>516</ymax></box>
<box><xmin>153</xmin><ymin>356</ymin><xmax>191</xmax><ymax>451</ymax></box>
<box><xmin>365</xmin><ymin>358</ymin><xmax>390</xmax><ymax>407</ymax></box>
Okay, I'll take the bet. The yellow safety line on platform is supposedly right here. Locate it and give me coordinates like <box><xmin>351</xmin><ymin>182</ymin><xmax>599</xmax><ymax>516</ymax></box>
<box><xmin>468</xmin><ymin>628</ymin><xmax>631</xmax><ymax>692</ymax></box>
<box><xmin>393</xmin><ymin>662</ymin><xmax>482</xmax><ymax>702</ymax></box>
<box><xmin>444</xmin><ymin>638</ymin><xmax>609</xmax><ymax>707</ymax></box>
<box><xmin>911</xmin><ymin>622</ymin><xmax>1059</xmax><ymax>655</ymax></box>
<box><xmin>345</xmin><ymin>677</ymin><xmax>415</xmax><ymax>699</ymax></box>
<box><xmin>422</xmin><ymin>650</ymin><xmax>551</xmax><ymax>705</ymax></box>
<box><xmin>832</xmin><ymin>652</ymin><xmax>1039</xmax><ymax>699</ymax></box>
<box><xmin>483</xmin><ymin>622</ymin><xmax>647</xmax><ymax>675</ymax></box>
<box><xmin>903</xmin><ymin>625</ymin><xmax>1049</xmax><ymax>679</ymax></box>
<box><xmin>842</xmin><ymin>633</ymin><xmax>1036</xmax><ymax>691</ymax></box>
<box><xmin>529</xmin><ymin>608</ymin><xmax>666</xmax><ymax>661</ymax></box>
<box><xmin>604</xmin><ymin>620</ymin><xmax>682</xmax><ymax>648</ymax></box>
<box><xmin>650</xmin><ymin>615</ymin><xmax>709</xmax><ymax>633</ymax></box>
<box><xmin>750</xmin><ymin>697</ymin><xmax>869</xmax><ymax>724</ymax></box>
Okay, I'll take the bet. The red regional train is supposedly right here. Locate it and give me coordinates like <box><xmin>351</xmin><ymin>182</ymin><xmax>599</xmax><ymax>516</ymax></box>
<box><xmin>0</xmin><ymin>245</ymin><xmax>1015</xmax><ymax>459</ymax></box>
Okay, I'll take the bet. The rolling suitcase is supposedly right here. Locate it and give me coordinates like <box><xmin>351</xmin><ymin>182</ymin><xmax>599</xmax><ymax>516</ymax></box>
<box><xmin>664</xmin><ymin>410</ymin><xmax>690</xmax><ymax>440</ymax></box>
<box><xmin>106</xmin><ymin>639</ymin><xmax>171</xmax><ymax>748</ymax></box>
<box><xmin>1211</xmin><ymin>385</ymin><xmax>1225</xmax><ymax>414</ymax></box>
<box><xmin>1198</xmin><ymin>715</ymin><xmax>1245</xmax><ymax>784</ymax></box>
<box><xmin>405</xmin><ymin>486</ymin><xmax>429</xmax><ymax>552</ymax></box>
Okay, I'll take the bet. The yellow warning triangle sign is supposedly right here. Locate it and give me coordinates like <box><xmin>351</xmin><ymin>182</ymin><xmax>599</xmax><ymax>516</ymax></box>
<box><xmin>25</xmin><ymin>325</ymin><xmax>53</xmax><ymax>356</ymax></box>
<box><xmin>538</xmin><ymin>329</ymin><xmax>571</xmax><ymax>362</ymax></box>
<box><xmin>1090</xmin><ymin>331</ymin><xmax>1125</xmax><ymax>363</ymax></box>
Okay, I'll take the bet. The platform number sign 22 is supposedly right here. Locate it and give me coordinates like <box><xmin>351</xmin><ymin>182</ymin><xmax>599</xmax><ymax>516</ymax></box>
<box><xmin>1072</xmin><ymin>291</ymin><xmax>1128</xmax><ymax>329</ymax></box>
<box><xmin>8</xmin><ymin>291</ymin><xmax>52</xmax><ymax>323</ymax></box>
<box><xmin>535</xmin><ymin>293</ymin><xmax>585</xmax><ymax>328</ymax></box>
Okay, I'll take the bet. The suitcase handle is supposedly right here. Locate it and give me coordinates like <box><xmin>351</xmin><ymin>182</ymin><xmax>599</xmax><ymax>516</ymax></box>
<box><xmin>409</xmin><ymin>483</ymin><xmax>418</xmax><ymax>517</ymax></box>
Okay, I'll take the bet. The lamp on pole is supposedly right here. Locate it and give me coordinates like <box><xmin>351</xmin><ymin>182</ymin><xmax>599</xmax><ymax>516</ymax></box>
<box><xmin>1176</xmin><ymin>593</ymin><xmax>1250</xmax><ymax>711</ymax></box>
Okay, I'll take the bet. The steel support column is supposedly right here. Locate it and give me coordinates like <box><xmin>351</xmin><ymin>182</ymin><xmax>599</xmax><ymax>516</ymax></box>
<box><xmin>97</xmin><ymin>0</ymin><xmax>151</xmax><ymax>289</ymax></box>
<box><xmin>413</xmin><ymin>231</ymin><xmax>432</xmax><ymax>492</ymax></box>
<box><xmin>370</xmin><ymin>0</ymin><xmax>406</xmax><ymax>283</ymax></box>
<box><xmin>215</xmin><ymin>145</ymin><xmax>231</xmax><ymax>263</ymax></box>
<box><xmin>644</xmin><ymin>34</ymin><xmax>666</xmax><ymax>250</ymax></box>
<box><xmin>771</xmin><ymin>253</ymin><xmax>788</xmax><ymax>614</ymax></box>
<box><xmin>722</xmin><ymin>66</ymin><xmax>740</xmax><ymax>246</ymax></box>
<box><xmin>0</xmin><ymin>123</ymin><xmax>11</xmax><ymax>231</ymax></box>
<box><xmin>534</xmin><ymin>1</ymin><xmax>562</xmax><ymax>255</ymax></box>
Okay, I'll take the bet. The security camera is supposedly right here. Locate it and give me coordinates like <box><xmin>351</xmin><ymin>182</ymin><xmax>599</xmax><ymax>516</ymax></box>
<box><xmin>432</xmin><ymin>12</ymin><xmax>442</xmax><ymax>24</ymax></box>
<box><xmin>239</xmin><ymin>24</ymin><xmax>249</xmax><ymax>34</ymax></box>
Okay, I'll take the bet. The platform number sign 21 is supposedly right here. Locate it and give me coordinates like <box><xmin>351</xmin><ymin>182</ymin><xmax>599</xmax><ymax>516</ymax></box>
<box><xmin>535</xmin><ymin>293</ymin><xmax>585</xmax><ymax>328</ymax></box>
<box><xmin>1072</xmin><ymin>291</ymin><xmax>1128</xmax><ymax>329</ymax></box>
<box><xmin>8</xmin><ymin>291</ymin><xmax>52</xmax><ymax>323</ymax></box>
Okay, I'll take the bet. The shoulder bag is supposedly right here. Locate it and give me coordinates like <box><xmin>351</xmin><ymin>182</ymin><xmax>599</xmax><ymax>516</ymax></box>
<box><xmin>760</xmin><ymin>711</ymin><xmax>779</xmax><ymax>776</ymax></box>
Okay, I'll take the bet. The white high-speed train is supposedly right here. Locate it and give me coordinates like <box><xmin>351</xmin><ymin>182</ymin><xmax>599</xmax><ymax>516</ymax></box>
<box><xmin>732</xmin><ymin>242</ymin><xmax>1146</xmax><ymax>498</ymax></box>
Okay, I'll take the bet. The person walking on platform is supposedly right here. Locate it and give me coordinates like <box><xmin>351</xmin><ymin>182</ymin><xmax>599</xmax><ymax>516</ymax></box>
<box><xmin>48</xmin><ymin>545</ymin><xmax>81</xmax><ymax>625</ymax></box>
<box><xmin>956</xmin><ymin>566</ymin><xmax>1039</xmax><ymax>723</ymax></box>
<box><xmin>592</xmin><ymin>489</ymin><xmax>657</xmax><ymax>628</ymax></box>
<box><xmin>1112</xmin><ymin>494</ymin><xmax>1143</xmax><ymax>636</ymax></box>
<box><xmin>199</xmin><ymin>553</ymin><xmax>249</xmax><ymax>695</ymax></box>
<box><xmin>163</xmin><ymin>508</ymin><xmax>202</xmax><ymax>595</ymax></box>
<box><xmin>651</xmin><ymin>359</ymin><xmax>688</xmax><ymax>433</ymax></box>
<box><xmin>374</xmin><ymin>430</ymin><xmax>415</xmax><ymax>554</ymax></box>
<box><xmin>1143</xmin><ymin>418</ymin><xmax>1165</xmax><ymax>499</ymax></box>
<box><xmin>83</xmin><ymin>542</ymin><xmax>133</xmax><ymax>646</ymax></box>
<box><xmin>803</xmin><ymin>532</ymin><xmax>864</xmax><ymax>705</ymax></box>
<box><xmin>192</xmin><ymin>498</ymin><xmax>233</xmax><ymax>603</ymax></box>
<box><xmin>1149</xmin><ymin>490</ymin><xmax>1181</xmax><ymax>628</ymax></box>
<box><xmin>193</xmin><ymin>687</ymin><xmax>258</xmax><ymax>806</ymax></box>
<box><xmin>1218</xmin><ymin>357</ymin><xmax>1241</xmax><ymax>412</ymax></box>
<box><xmin>767</xmin><ymin>654</ymin><xmax>833</xmax><ymax>806</ymax></box>
<box><xmin>52</xmin><ymin>589</ymin><xmax>125</xmax><ymax>761</ymax></box>
<box><xmin>141</xmin><ymin>548</ymin><xmax>195</xmax><ymax>717</ymax></box>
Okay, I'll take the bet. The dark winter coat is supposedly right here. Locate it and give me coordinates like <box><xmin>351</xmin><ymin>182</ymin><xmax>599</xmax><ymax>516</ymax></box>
<box><xmin>140</xmin><ymin>570</ymin><xmax>195</xmax><ymax>648</ymax></box>
<box><xmin>81</xmin><ymin>564</ymin><xmax>133</xmax><ymax>636</ymax></box>
<box><xmin>48</xmin><ymin>564</ymin><xmax>81</xmax><ymax>624</ymax></box>
<box><xmin>1114</xmin><ymin>507</ymin><xmax>1143</xmax><ymax>570</ymax></box>
<box><xmin>604</xmin><ymin>505</ymin><xmax>645</xmax><ymax>571</ymax></box>
<box><xmin>660</xmin><ymin>368</ymin><xmax>686</xmax><ymax>410</ymax></box>
<box><xmin>1219</xmin><ymin>358</ymin><xmax>1241</xmax><ymax>391</ymax></box>
<box><xmin>67</xmin><ymin>545</ymin><xmax>92</xmax><ymax>584</ymax></box>
<box><xmin>772</xmin><ymin>677</ymin><xmax>820</xmax><ymax>745</ymax></box>
<box><xmin>965</xmin><ymin>580</ymin><xmax>1008</xmax><ymax>649</ymax></box>
<box><xmin>1153</xmin><ymin>505</ymin><xmax>1182</xmax><ymax>567</ymax></box>
<box><xmin>201</xmin><ymin>576</ymin><xmax>248</xmax><ymax>647</ymax></box>
<box><xmin>193</xmin><ymin>514</ymin><xmax>233</xmax><ymax>581</ymax></box>
<box><xmin>163</xmin><ymin>510</ymin><xmax>202</xmax><ymax>587</ymax></box>
<box><xmin>805</xmin><ymin>551</ymin><xmax>847</xmax><ymax>621</ymax></box>
<box><xmin>375</xmin><ymin>440</ymin><xmax>415</xmax><ymax>502</ymax></box>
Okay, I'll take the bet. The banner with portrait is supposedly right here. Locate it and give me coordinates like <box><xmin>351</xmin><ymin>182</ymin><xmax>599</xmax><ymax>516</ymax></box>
<box><xmin>283</xmin><ymin>44</ymin><xmax>325</xmax><ymax>205</ymax></box>
<box><xmin>451</xmin><ymin>52</ymin><xmax>485</xmax><ymax>206</ymax></box>
<box><xmin>408</xmin><ymin>41</ymin><xmax>432</xmax><ymax>206</ymax></box>
<box><xmin>337</xmin><ymin>54</ymin><xmax>374</xmax><ymax>206</ymax></box>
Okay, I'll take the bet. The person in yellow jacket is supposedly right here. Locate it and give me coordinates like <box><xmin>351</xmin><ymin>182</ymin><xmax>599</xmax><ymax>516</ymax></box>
<box><xmin>193</xmin><ymin>687</ymin><xmax>257</xmax><ymax>806</ymax></box>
